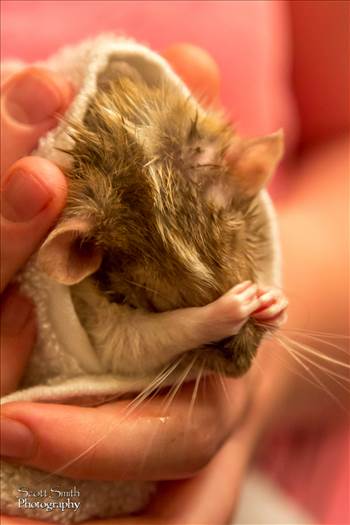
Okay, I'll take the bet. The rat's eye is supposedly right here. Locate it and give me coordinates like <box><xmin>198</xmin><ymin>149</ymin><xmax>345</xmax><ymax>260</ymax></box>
<box><xmin>126</xmin><ymin>300</ymin><xmax>137</xmax><ymax>309</ymax></box>
<box><xmin>111</xmin><ymin>292</ymin><xmax>127</xmax><ymax>304</ymax></box>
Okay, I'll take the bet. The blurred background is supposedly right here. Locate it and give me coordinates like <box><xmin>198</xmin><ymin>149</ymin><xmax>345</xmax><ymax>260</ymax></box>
<box><xmin>1</xmin><ymin>1</ymin><xmax>349</xmax><ymax>524</ymax></box>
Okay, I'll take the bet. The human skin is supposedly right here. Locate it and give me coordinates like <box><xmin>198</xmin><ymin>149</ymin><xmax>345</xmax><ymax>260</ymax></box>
<box><xmin>1</xmin><ymin>1</ymin><xmax>349</xmax><ymax>521</ymax></box>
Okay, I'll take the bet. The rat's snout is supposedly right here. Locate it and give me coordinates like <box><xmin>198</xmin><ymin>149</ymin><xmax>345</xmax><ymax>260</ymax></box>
<box><xmin>201</xmin><ymin>319</ymin><xmax>267</xmax><ymax>377</ymax></box>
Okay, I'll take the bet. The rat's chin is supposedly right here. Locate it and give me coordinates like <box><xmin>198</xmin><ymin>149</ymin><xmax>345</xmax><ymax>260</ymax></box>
<box><xmin>201</xmin><ymin>346</ymin><xmax>255</xmax><ymax>377</ymax></box>
<box><xmin>165</xmin><ymin>345</ymin><xmax>255</xmax><ymax>384</ymax></box>
<box><xmin>194</xmin><ymin>347</ymin><xmax>255</xmax><ymax>377</ymax></box>
<box><xmin>174</xmin><ymin>319</ymin><xmax>268</xmax><ymax>379</ymax></box>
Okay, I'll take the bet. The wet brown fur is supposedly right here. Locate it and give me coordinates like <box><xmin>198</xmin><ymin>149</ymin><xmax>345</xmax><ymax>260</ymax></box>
<box><xmin>61</xmin><ymin>64</ymin><xmax>274</xmax><ymax>376</ymax></box>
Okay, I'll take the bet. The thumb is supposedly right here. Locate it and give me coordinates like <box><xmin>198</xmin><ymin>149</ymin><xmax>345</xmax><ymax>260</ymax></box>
<box><xmin>0</xmin><ymin>156</ymin><xmax>67</xmax><ymax>291</ymax></box>
<box><xmin>1</xmin><ymin>67</ymin><xmax>73</xmax><ymax>174</ymax></box>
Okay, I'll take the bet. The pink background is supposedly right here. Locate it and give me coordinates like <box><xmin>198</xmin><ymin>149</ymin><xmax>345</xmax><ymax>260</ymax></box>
<box><xmin>1</xmin><ymin>0</ymin><xmax>296</xmax><ymax>141</ymax></box>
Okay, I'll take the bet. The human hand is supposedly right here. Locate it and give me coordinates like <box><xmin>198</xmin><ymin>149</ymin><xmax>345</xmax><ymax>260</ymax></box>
<box><xmin>0</xmin><ymin>46</ymin><xmax>262</xmax><ymax>525</ymax></box>
<box><xmin>1</xmin><ymin>65</ymin><xmax>72</xmax><ymax>394</ymax></box>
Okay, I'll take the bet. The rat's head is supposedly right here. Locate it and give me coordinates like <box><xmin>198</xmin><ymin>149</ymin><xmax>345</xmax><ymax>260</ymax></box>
<box><xmin>38</xmin><ymin>78</ymin><xmax>283</xmax><ymax>307</ymax></box>
<box><xmin>37</xmin><ymin>75</ymin><xmax>283</xmax><ymax>376</ymax></box>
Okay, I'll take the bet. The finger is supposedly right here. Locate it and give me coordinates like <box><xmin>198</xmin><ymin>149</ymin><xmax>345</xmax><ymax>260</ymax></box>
<box><xmin>1</xmin><ymin>156</ymin><xmax>67</xmax><ymax>291</ymax></box>
<box><xmin>229</xmin><ymin>280</ymin><xmax>252</xmax><ymax>295</ymax></box>
<box><xmin>0</xmin><ymin>378</ymin><xmax>251</xmax><ymax>480</ymax></box>
<box><xmin>269</xmin><ymin>309</ymin><xmax>288</xmax><ymax>327</ymax></box>
<box><xmin>0</xmin><ymin>286</ymin><xmax>36</xmax><ymax>396</ymax></box>
<box><xmin>242</xmin><ymin>297</ymin><xmax>263</xmax><ymax>317</ymax></box>
<box><xmin>1</xmin><ymin>67</ymin><xmax>73</xmax><ymax>174</ymax></box>
<box><xmin>252</xmin><ymin>301</ymin><xmax>288</xmax><ymax>320</ymax></box>
<box><xmin>162</xmin><ymin>43</ymin><xmax>220</xmax><ymax>105</ymax></box>
<box><xmin>252</xmin><ymin>291</ymin><xmax>277</xmax><ymax>314</ymax></box>
<box><xmin>237</xmin><ymin>283</ymin><xmax>258</xmax><ymax>303</ymax></box>
<box><xmin>258</xmin><ymin>290</ymin><xmax>278</xmax><ymax>306</ymax></box>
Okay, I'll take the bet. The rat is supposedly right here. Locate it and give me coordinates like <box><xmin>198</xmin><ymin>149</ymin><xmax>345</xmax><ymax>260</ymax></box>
<box><xmin>36</xmin><ymin>56</ymin><xmax>288</xmax><ymax>384</ymax></box>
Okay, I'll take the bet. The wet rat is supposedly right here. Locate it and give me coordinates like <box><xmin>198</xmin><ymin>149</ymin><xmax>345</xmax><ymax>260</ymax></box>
<box><xmin>36</xmin><ymin>57</ymin><xmax>287</xmax><ymax>385</ymax></box>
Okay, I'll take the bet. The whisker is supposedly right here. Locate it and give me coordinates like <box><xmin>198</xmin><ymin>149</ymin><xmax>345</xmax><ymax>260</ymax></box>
<box><xmin>268</xmin><ymin>338</ymin><xmax>325</xmax><ymax>391</ymax></box>
<box><xmin>186</xmin><ymin>361</ymin><xmax>204</xmax><ymax>427</ymax></box>
<box><xmin>277</xmin><ymin>335</ymin><xmax>350</xmax><ymax>386</ymax></box>
<box><xmin>124</xmin><ymin>278</ymin><xmax>169</xmax><ymax>301</ymax></box>
<box><xmin>280</xmin><ymin>330</ymin><xmax>350</xmax><ymax>355</ymax></box>
<box><xmin>280</xmin><ymin>327</ymin><xmax>350</xmax><ymax>339</ymax></box>
<box><xmin>97</xmin><ymin>357</ymin><xmax>183</xmax><ymax>410</ymax></box>
<box><xmin>44</xmin><ymin>357</ymin><xmax>185</xmax><ymax>480</ymax></box>
<box><xmin>251</xmin><ymin>353</ymin><xmax>265</xmax><ymax>377</ymax></box>
<box><xmin>256</xmin><ymin>321</ymin><xmax>349</xmax><ymax>344</ymax></box>
<box><xmin>287</xmin><ymin>346</ymin><xmax>350</xmax><ymax>394</ymax></box>
<box><xmin>162</xmin><ymin>355</ymin><xmax>198</xmax><ymax>413</ymax></box>
<box><xmin>131</xmin><ymin>356</ymin><xmax>196</xmax><ymax>477</ymax></box>
<box><xmin>275</xmin><ymin>336</ymin><xmax>347</xmax><ymax>411</ymax></box>
<box><xmin>214</xmin><ymin>364</ymin><xmax>231</xmax><ymax>404</ymax></box>
<box><xmin>122</xmin><ymin>358</ymin><xmax>188</xmax><ymax>416</ymax></box>
<box><xmin>281</xmin><ymin>335</ymin><xmax>350</xmax><ymax>370</ymax></box>
<box><xmin>152</xmin><ymin>355</ymin><xmax>200</xmax><ymax>464</ymax></box>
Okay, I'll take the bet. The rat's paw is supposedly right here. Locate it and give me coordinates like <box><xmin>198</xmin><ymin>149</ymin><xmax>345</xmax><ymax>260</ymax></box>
<box><xmin>252</xmin><ymin>286</ymin><xmax>288</xmax><ymax>328</ymax></box>
<box><xmin>205</xmin><ymin>281</ymin><xmax>261</xmax><ymax>338</ymax></box>
<box><xmin>222</xmin><ymin>281</ymin><xmax>262</xmax><ymax>321</ymax></box>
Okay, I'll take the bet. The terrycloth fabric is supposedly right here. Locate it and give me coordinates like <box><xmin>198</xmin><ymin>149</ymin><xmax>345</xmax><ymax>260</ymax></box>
<box><xmin>0</xmin><ymin>34</ymin><xmax>195</xmax><ymax>523</ymax></box>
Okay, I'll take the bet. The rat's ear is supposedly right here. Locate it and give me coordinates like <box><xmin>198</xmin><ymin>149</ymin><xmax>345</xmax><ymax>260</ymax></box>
<box><xmin>228</xmin><ymin>130</ymin><xmax>284</xmax><ymax>196</ymax></box>
<box><xmin>37</xmin><ymin>219</ymin><xmax>103</xmax><ymax>285</ymax></box>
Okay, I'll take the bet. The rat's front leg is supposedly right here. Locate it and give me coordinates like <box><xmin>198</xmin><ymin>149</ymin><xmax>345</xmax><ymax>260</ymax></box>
<box><xmin>144</xmin><ymin>280</ymin><xmax>262</xmax><ymax>355</ymax></box>
<box><xmin>119</xmin><ymin>280</ymin><xmax>262</xmax><ymax>374</ymax></box>
<box><xmin>84</xmin><ymin>280</ymin><xmax>263</xmax><ymax>376</ymax></box>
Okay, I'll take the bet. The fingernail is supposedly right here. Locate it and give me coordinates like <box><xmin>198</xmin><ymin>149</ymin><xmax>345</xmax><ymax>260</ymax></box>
<box><xmin>0</xmin><ymin>418</ymin><xmax>36</xmax><ymax>458</ymax></box>
<box><xmin>4</xmin><ymin>68</ymin><xmax>69</xmax><ymax>125</ymax></box>
<box><xmin>1</xmin><ymin>168</ymin><xmax>52</xmax><ymax>222</ymax></box>
<box><xmin>1</xmin><ymin>288</ymin><xmax>34</xmax><ymax>336</ymax></box>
